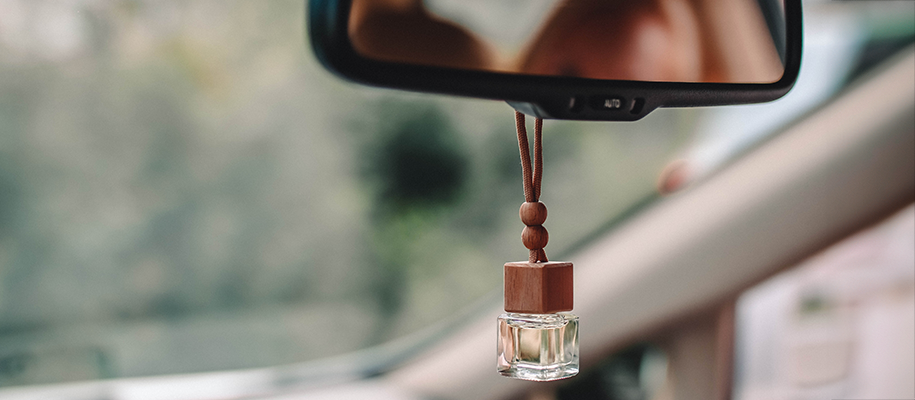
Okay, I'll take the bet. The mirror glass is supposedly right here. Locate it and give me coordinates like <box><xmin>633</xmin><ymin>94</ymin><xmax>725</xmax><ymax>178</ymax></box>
<box><xmin>348</xmin><ymin>0</ymin><xmax>787</xmax><ymax>83</ymax></box>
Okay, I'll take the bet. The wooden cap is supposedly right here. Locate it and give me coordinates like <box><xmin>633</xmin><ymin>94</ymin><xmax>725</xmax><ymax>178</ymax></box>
<box><xmin>504</xmin><ymin>261</ymin><xmax>573</xmax><ymax>314</ymax></box>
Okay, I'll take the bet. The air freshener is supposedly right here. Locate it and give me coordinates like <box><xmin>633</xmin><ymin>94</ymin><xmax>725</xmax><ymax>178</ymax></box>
<box><xmin>498</xmin><ymin>113</ymin><xmax>579</xmax><ymax>381</ymax></box>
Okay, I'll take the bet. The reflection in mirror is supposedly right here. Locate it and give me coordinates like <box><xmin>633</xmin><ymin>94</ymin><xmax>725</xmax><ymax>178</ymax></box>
<box><xmin>348</xmin><ymin>0</ymin><xmax>786</xmax><ymax>83</ymax></box>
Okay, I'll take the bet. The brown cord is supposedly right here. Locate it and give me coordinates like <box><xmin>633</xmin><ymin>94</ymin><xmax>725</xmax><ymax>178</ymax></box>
<box><xmin>533</xmin><ymin>117</ymin><xmax>543</xmax><ymax>201</ymax></box>
<box><xmin>515</xmin><ymin>111</ymin><xmax>548</xmax><ymax>263</ymax></box>
<box><xmin>515</xmin><ymin>112</ymin><xmax>534</xmax><ymax>202</ymax></box>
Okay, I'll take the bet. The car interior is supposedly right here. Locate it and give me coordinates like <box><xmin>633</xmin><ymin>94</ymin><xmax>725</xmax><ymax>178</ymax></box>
<box><xmin>0</xmin><ymin>0</ymin><xmax>912</xmax><ymax>399</ymax></box>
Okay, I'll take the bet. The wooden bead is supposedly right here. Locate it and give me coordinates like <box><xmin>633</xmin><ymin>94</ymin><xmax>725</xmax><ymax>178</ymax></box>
<box><xmin>504</xmin><ymin>261</ymin><xmax>573</xmax><ymax>313</ymax></box>
<box><xmin>519</xmin><ymin>201</ymin><xmax>547</xmax><ymax>226</ymax></box>
<box><xmin>522</xmin><ymin>225</ymin><xmax>548</xmax><ymax>250</ymax></box>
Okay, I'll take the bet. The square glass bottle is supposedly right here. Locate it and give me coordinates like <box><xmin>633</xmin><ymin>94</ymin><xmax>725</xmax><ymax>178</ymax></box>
<box><xmin>499</xmin><ymin>261</ymin><xmax>578</xmax><ymax>381</ymax></box>
<box><xmin>497</xmin><ymin>312</ymin><xmax>579</xmax><ymax>381</ymax></box>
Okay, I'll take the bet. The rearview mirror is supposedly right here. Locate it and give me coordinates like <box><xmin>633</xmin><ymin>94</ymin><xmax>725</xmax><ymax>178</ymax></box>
<box><xmin>309</xmin><ymin>0</ymin><xmax>801</xmax><ymax>121</ymax></box>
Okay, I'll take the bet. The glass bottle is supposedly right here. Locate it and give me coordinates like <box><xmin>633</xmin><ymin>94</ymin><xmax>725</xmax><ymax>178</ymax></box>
<box><xmin>497</xmin><ymin>311</ymin><xmax>579</xmax><ymax>381</ymax></box>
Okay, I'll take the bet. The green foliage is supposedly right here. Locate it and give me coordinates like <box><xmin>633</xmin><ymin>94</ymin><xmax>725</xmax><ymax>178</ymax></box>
<box><xmin>362</xmin><ymin>104</ymin><xmax>468</xmax><ymax>215</ymax></box>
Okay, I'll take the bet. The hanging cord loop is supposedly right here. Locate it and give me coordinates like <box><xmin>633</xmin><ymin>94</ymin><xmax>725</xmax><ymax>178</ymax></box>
<box><xmin>515</xmin><ymin>111</ymin><xmax>548</xmax><ymax>263</ymax></box>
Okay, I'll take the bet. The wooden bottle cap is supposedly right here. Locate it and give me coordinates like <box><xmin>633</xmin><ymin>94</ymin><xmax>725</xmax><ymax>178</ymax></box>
<box><xmin>504</xmin><ymin>261</ymin><xmax>573</xmax><ymax>314</ymax></box>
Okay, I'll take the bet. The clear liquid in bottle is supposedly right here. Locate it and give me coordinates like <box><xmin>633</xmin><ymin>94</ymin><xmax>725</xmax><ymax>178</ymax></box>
<box><xmin>497</xmin><ymin>312</ymin><xmax>579</xmax><ymax>381</ymax></box>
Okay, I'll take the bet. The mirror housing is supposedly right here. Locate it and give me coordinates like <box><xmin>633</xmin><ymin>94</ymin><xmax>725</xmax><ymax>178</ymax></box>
<box><xmin>308</xmin><ymin>0</ymin><xmax>802</xmax><ymax>121</ymax></box>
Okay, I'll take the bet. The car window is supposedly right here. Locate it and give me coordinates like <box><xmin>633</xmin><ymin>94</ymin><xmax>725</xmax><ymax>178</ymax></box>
<box><xmin>0</xmin><ymin>0</ymin><xmax>911</xmax><ymax>389</ymax></box>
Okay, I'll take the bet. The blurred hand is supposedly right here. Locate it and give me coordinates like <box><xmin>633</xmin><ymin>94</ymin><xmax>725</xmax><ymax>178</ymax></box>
<box><xmin>516</xmin><ymin>0</ymin><xmax>703</xmax><ymax>82</ymax></box>
<box><xmin>349</xmin><ymin>0</ymin><xmax>496</xmax><ymax>70</ymax></box>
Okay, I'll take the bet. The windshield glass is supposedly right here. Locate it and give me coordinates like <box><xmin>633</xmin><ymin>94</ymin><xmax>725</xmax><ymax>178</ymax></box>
<box><xmin>0</xmin><ymin>0</ymin><xmax>911</xmax><ymax>389</ymax></box>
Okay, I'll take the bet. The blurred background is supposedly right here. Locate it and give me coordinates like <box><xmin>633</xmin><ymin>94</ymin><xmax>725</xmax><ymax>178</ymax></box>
<box><xmin>0</xmin><ymin>0</ymin><xmax>912</xmax><ymax>399</ymax></box>
<box><xmin>0</xmin><ymin>0</ymin><xmax>692</xmax><ymax>384</ymax></box>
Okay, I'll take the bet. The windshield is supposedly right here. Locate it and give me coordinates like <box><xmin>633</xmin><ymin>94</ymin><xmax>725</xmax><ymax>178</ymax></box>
<box><xmin>0</xmin><ymin>0</ymin><xmax>911</xmax><ymax>391</ymax></box>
